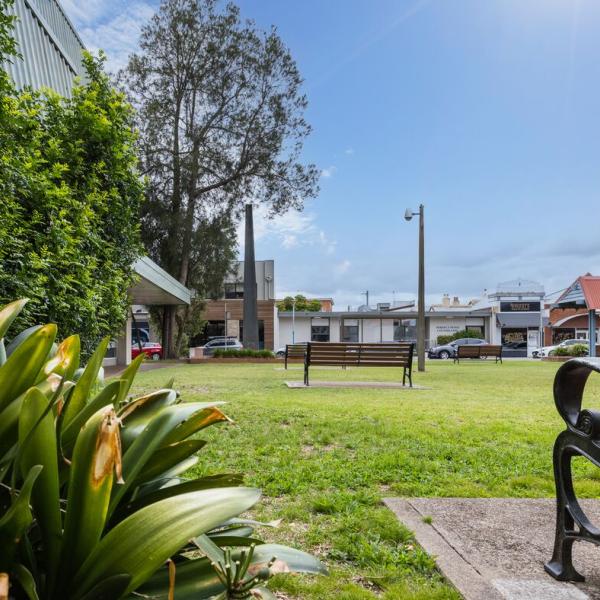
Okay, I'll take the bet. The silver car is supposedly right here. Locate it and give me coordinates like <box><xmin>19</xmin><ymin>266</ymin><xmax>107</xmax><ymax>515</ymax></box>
<box><xmin>202</xmin><ymin>337</ymin><xmax>243</xmax><ymax>356</ymax></box>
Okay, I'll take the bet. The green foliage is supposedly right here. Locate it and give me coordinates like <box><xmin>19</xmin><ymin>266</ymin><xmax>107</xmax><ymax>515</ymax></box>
<box><xmin>0</xmin><ymin>26</ymin><xmax>143</xmax><ymax>355</ymax></box>
<box><xmin>550</xmin><ymin>344</ymin><xmax>589</xmax><ymax>357</ymax></box>
<box><xmin>436</xmin><ymin>329</ymin><xmax>483</xmax><ymax>346</ymax></box>
<box><xmin>213</xmin><ymin>349</ymin><xmax>275</xmax><ymax>359</ymax></box>
<box><xmin>0</xmin><ymin>299</ymin><xmax>325</xmax><ymax>598</ymax></box>
<box><xmin>277</xmin><ymin>295</ymin><xmax>323</xmax><ymax>312</ymax></box>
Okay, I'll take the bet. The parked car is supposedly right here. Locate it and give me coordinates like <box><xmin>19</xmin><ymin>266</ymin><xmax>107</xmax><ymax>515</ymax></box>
<box><xmin>131</xmin><ymin>341</ymin><xmax>163</xmax><ymax>361</ymax></box>
<box><xmin>202</xmin><ymin>337</ymin><xmax>243</xmax><ymax>357</ymax></box>
<box><xmin>428</xmin><ymin>338</ymin><xmax>487</xmax><ymax>359</ymax></box>
<box><xmin>275</xmin><ymin>347</ymin><xmax>286</xmax><ymax>358</ymax></box>
<box><xmin>532</xmin><ymin>338</ymin><xmax>589</xmax><ymax>358</ymax></box>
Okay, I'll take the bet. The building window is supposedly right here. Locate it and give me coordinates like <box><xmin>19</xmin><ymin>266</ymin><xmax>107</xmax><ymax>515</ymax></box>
<box><xmin>311</xmin><ymin>318</ymin><xmax>330</xmax><ymax>342</ymax></box>
<box><xmin>501</xmin><ymin>328</ymin><xmax>527</xmax><ymax>350</ymax></box>
<box><xmin>224</xmin><ymin>283</ymin><xmax>244</xmax><ymax>299</ymax></box>
<box><xmin>552</xmin><ymin>329</ymin><xmax>575</xmax><ymax>344</ymax></box>
<box><xmin>465</xmin><ymin>325</ymin><xmax>483</xmax><ymax>336</ymax></box>
<box><xmin>394</xmin><ymin>319</ymin><xmax>416</xmax><ymax>342</ymax></box>
<box><xmin>341</xmin><ymin>319</ymin><xmax>359</xmax><ymax>342</ymax></box>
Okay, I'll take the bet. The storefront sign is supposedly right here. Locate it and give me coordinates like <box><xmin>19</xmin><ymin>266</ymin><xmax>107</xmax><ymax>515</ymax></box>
<box><xmin>500</xmin><ymin>301</ymin><xmax>540</xmax><ymax>312</ymax></box>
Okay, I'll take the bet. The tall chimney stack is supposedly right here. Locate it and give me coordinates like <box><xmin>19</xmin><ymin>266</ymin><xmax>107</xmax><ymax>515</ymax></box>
<box><xmin>243</xmin><ymin>204</ymin><xmax>259</xmax><ymax>349</ymax></box>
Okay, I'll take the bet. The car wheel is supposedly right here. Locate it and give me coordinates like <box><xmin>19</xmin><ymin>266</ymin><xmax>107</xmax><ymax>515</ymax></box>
<box><xmin>151</xmin><ymin>353</ymin><xmax>160</xmax><ymax>361</ymax></box>
<box><xmin>276</xmin><ymin>351</ymin><xmax>285</xmax><ymax>358</ymax></box>
<box><xmin>439</xmin><ymin>350</ymin><xmax>450</xmax><ymax>360</ymax></box>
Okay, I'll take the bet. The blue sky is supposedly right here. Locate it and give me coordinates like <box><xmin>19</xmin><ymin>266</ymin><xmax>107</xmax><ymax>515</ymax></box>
<box><xmin>63</xmin><ymin>0</ymin><xmax>600</xmax><ymax>308</ymax></box>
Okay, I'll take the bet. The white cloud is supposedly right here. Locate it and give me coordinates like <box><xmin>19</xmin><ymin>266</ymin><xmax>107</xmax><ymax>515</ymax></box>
<box><xmin>237</xmin><ymin>206</ymin><xmax>336</xmax><ymax>255</ymax></box>
<box><xmin>320</xmin><ymin>165</ymin><xmax>337</xmax><ymax>179</ymax></box>
<box><xmin>335</xmin><ymin>260</ymin><xmax>351</xmax><ymax>275</ymax></box>
<box><xmin>62</xmin><ymin>1</ymin><xmax>156</xmax><ymax>73</ymax></box>
<box><xmin>344</xmin><ymin>147</ymin><xmax>354</xmax><ymax>155</ymax></box>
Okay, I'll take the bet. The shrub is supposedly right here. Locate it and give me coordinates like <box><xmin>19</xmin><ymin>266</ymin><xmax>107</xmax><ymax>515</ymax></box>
<box><xmin>436</xmin><ymin>330</ymin><xmax>483</xmax><ymax>346</ymax></box>
<box><xmin>550</xmin><ymin>344</ymin><xmax>589</xmax><ymax>357</ymax></box>
<box><xmin>0</xmin><ymin>299</ymin><xmax>325</xmax><ymax>599</ymax></box>
<box><xmin>213</xmin><ymin>348</ymin><xmax>275</xmax><ymax>359</ymax></box>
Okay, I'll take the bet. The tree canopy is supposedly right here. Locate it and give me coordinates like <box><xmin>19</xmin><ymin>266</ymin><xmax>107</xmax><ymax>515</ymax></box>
<box><xmin>122</xmin><ymin>0</ymin><xmax>319</xmax><ymax>355</ymax></box>
<box><xmin>0</xmin><ymin>4</ymin><xmax>144</xmax><ymax>354</ymax></box>
<box><xmin>276</xmin><ymin>295</ymin><xmax>322</xmax><ymax>312</ymax></box>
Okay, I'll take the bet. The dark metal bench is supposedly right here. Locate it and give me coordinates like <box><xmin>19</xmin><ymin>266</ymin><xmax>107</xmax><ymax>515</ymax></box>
<box><xmin>453</xmin><ymin>344</ymin><xmax>502</xmax><ymax>364</ymax></box>
<box><xmin>284</xmin><ymin>343</ymin><xmax>307</xmax><ymax>369</ymax></box>
<box><xmin>303</xmin><ymin>342</ymin><xmax>414</xmax><ymax>387</ymax></box>
<box><xmin>546</xmin><ymin>358</ymin><xmax>600</xmax><ymax>582</ymax></box>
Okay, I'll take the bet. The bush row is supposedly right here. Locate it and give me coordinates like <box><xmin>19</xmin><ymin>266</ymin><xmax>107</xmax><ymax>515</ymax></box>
<box><xmin>436</xmin><ymin>329</ymin><xmax>483</xmax><ymax>346</ymax></box>
<box><xmin>212</xmin><ymin>348</ymin><xmax>275</xmax><ymax>358</ymax></box>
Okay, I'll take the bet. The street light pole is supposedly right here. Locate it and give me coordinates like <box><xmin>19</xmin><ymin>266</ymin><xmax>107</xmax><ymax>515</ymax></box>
<box><xmin>405</xmin><ymin>204</ymin><xmax>426</xmax><ymax>372</ymax></box>
<box><xmin>292</xmin><ymin>298</ymin><xmax>296</xmax><ymax>344</ymax></box>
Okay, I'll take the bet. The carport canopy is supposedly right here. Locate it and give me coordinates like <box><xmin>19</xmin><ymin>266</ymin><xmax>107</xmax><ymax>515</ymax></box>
<box><xmin>130</xmin><ymin>257</ymin><xmax>191</xmax><ymax>306</ymax></box>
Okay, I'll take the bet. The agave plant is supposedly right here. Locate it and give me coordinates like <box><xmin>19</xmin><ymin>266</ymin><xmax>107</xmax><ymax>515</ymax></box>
<box><xmin>0</xmin><ymin>299</ymin><xmax>325</xmax><ymax>599</ymax></box>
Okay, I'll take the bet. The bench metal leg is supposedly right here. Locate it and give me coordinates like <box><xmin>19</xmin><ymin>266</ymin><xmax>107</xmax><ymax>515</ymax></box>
<box><xmin>545</xmin><ymin>438</ymin><xmax>586</xmax><ymax>582</ymax></box>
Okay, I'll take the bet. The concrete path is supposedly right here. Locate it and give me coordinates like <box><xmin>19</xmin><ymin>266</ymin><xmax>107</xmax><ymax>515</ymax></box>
<box><xmin>285</xmin><ymin>380</ymin><xmax>425</xmax><ymax>389</ymax></box>
<box><xmin>384</xmin><ymin>498</ymin><xmax>600</xmax><ymax>600</ymax></box>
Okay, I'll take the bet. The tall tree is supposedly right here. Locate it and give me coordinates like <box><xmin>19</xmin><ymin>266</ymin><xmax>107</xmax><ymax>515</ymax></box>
<box><xmin>122</xmin><ymin>0</ymin><xmax>319</xmax><ymax>356</ymax></box>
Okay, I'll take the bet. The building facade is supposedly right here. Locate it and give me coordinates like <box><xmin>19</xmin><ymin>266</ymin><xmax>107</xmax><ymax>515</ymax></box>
<box><xmin>5</xmin><ymin>0</ymin><xmax>85</xmax><ymax>97</ymax></box>
<box><xmin>199</xmin><ymin>260</ymin><xmax>277</xmax><ymax>349</ymax></box>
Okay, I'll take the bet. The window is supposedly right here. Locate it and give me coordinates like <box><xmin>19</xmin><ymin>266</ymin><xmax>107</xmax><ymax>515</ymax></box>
<box><xmin>393</xmin><ymin>319</ymin><xmax>416</xmax><ymax>342</ymax></box>
<box><xmin>311</xmin><ymin>318</ymin><xmax>330</xmax><ymax>342</ymax></box>
<box><xmin>224</xmin><ymin>283</ymin><xmax>244</xmax><ymax>299</ymax></box>
<box><xmin>465</xmin><ymin>325</ymin><xmax>483</xmax><ymax>336</ymax></box>
<box><xmin>501</xmin><ymin>328</ymin><xmax>527</xmax><ymax>348</ymax></box>
<box><xmin>341</xmin><ymin>319</ymin><xmax>359</xmax><ymax>342</ymax></box>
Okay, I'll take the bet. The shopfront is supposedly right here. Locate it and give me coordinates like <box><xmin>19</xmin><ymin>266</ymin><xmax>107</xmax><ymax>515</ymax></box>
<box><xmin>497</xmin><ymin>301</ymin><xmax>543</xmax><ymax>357</ymax></box>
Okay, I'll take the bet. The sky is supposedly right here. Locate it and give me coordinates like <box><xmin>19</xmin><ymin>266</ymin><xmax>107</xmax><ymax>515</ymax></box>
<box><xmin>62</xmin><ymin>0</ymin><xmax>600</xmax><ymax>308</ymax></box>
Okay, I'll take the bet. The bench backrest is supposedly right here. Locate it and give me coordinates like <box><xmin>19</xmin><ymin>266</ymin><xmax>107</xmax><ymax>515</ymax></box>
<box><xmin>307</xmin><ymin>342</ymin><xmax>413</xmax><ymax>367</ymax></box>
<box><xmin>456</xmin><ymin>345</ymin><xmax>481</xmax><ymax>358</ymax></box>
<box><xmin>286</xmin><ymin>344</ymin><xmax>307</xmax><ymax>358</ymax></box>
<box><xmin>479</xmin><ymin>345</ymin><xmax>502</xmax><ymax>357</ymax></box>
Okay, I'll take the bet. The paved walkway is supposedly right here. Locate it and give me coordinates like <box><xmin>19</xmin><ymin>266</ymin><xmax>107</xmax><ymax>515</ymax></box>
<box><xmin>285</xmin><ymin>380</ymin><xmax>425</xmax><ymax>389</ymax></box>
<box><xmin>384</xmin><ymin>498</ymin><xmax>600</xmax><ymax>600</ymax></box>
<box><xmin>104</xmin><ymin>360</ymin><xmax>183</xmax><ymax>378</ymax></box>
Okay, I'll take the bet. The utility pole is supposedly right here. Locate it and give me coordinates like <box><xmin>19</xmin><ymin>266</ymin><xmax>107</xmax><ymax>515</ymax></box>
<box><xmin>362</xmin><ymin>290</ymin><xmax>369</xmax><ymax>307</ymax></box>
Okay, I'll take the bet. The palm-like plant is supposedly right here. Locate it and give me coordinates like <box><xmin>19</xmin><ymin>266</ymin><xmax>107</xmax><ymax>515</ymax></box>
<box><xmin>0</xmin><ymin>299</ymin><xmax>325</xmax><ymax>599</ymax></box>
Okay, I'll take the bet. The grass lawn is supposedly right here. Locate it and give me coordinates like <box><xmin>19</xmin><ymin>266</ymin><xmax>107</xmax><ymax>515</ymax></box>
<box><xmin>130</xmin><ymin>360</ymin><xmax>600</xmax><ymax>599</ymax></box>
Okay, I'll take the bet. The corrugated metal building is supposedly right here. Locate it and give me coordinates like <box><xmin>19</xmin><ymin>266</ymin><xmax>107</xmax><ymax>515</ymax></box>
<box><xmin>4</xmin><ymin>0</ymin><xmax>84</xmax><ymax>96</ymax></box>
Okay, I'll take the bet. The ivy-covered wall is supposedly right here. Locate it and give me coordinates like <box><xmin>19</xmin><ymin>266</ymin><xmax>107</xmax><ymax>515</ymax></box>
<box><xmin>0</xmin><ymin>1</ymin><xmax>144</xmax><ymax>354</ymax></box>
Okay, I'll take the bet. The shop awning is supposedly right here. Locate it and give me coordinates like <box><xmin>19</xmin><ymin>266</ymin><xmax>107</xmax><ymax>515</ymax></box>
<box><xmin>496</xmin><ymin>313</ymin><xmax>547</xmax><ymax>328</ymax></box>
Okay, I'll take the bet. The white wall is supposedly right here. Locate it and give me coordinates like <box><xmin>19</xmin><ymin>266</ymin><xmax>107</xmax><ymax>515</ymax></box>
<box><xmin>429</xmin><ymin>317</ymin><xmax>466</xmax><ymax>345</ymax></box>
<box><xmin>277</xmin><ymin>317</ymin><xmax>312</xmax><ymax>346</ymax></box>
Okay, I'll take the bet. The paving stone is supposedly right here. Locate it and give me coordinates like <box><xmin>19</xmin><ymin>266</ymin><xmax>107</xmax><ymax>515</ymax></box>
<box><xmin>384</xmin><ymin>498</ymin><xmax>600</xmax><ymax>600</ymax></box>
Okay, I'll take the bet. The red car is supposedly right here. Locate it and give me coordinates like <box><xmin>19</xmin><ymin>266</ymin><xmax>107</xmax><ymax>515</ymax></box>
<box><xmin>131</xmin><ymin>342</ymin><xmax>163</xmax><ymax>361</ymax></box>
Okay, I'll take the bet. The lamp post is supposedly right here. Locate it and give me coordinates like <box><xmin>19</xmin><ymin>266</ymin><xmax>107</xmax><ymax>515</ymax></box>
<box><xmin>292</xmin><ymin>298</ymin><xmax>296</xmax><ymax>344</ymax></box>
<box><xmin>404</xmin><ymin>204</ymin><xmax>425</xmax><ymax>372</ymax></box>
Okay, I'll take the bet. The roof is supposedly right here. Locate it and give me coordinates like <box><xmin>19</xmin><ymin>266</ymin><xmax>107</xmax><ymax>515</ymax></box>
<box><xmin>130</xmin><ymin>257</ymin><xmax>191</xmax><ymax>306</ymax></box>
<box><xmin>555</xmin><ymin>275</ymin><xmax>600</xmax><ymax>311</ymax></box>
<box><xmin>488</xmin><ymin>278</ymin><xmax>544</xmax><ymax>299</ymax></box>
<box><xmin>279</xmin><ymin>308</ymin><xmax>492</xmax><ymax>319</ymax></box>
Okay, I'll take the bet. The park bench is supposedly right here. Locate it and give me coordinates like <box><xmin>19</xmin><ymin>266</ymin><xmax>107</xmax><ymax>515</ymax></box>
<box><xmin>545</xmin><ymin>358</ymin><xmax>600</xmax><ymax>583</ymax></box>
<box><xmin>303</xmin><ymin>341</ymin><xmax>414</xmax><ymax>387</ymax></box>
<box><xmin>453</xmin><ymin>344</ymin><xmax>502</xmax><ymax>364</ymax></box>
<box><xmin>284</xmin><ymin>343</ymin><xmax>307</xmax><ymax>369</ymax></box>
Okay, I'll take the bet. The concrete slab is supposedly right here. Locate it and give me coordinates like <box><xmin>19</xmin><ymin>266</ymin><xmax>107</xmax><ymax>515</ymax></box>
<box><xmin>284</xmin><ymin>381</ymin><xmax>426</xmax><ymax>389</ymax></box>
<box><xmin>384</xmin><ymin>498</ymin><xmax>600</xmax><ymax>600</ymax></box>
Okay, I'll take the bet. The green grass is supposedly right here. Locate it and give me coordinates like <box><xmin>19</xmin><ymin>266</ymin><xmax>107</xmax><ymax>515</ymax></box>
<box><xmin>131</xmin><ymin>360</ymin><xmax>600</xmax><ymax>599</ymax></box>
